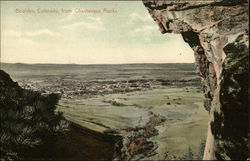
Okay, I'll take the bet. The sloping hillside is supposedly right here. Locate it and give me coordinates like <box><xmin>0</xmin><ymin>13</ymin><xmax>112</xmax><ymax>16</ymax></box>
<box><xmin>0</xmin><ymin>70</ymin><xmax>120</xmax><ymax>160</ymax></box>
<box><xmin>0</xmin><ymin>70</ymin><xmax>67</xmax><ymax>159</ymax></box>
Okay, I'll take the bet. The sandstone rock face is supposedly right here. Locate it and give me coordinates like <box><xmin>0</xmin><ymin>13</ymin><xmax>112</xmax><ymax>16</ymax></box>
<box><xmin>142</xmin><ymin>0</ymin><xmax>249</xmax><ymax>160</ymax></box>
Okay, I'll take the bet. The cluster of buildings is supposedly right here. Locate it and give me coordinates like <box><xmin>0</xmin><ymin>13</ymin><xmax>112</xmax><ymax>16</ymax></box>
<box><xmin>18</xmin><ymin>79</ymin><xmax>164</xmax><ymax>99</ymax></box>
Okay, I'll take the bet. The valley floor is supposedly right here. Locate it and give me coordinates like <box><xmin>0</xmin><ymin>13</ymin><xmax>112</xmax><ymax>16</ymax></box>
<box><xmin>58</xmin><ymin>86</ymin><xmax>208</xmax><ymax>160</ymax></box>
<box><xmin>2</xmin><ymin>63</ymin><xmax>208</xmax><ymax>160</ymax></box>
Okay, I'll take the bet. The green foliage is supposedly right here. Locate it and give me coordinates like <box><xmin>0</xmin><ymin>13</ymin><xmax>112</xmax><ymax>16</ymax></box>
<box><xmin>0</xmin><ymin>70</ymin><xmax>68</xmax><ymax>160</ymax></box>
<box><xmin>198</xmin><ymin>138</ymin><xmax>206</xmax><ymax>159</ymax></box>
<box><xmin>218</xmin><ymin>33</ymin><xmax>249</xmax><ymax>160</ymax></box>
<box><xmin>181</xmin><ymin>146</ymin><xmax>194</xmax><ymax>160</ymax></box>
<box><xmin>177</xmin><ymin>138</ymin><xmax>206</xmax><ymax>160</ymax></box>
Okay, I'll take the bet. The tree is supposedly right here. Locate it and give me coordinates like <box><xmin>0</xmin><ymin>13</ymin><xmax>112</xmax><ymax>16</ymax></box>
<box><xmin>0</xmin><ymin>70</ymin><xmax>68</xmax><ymax>160</ymax></box>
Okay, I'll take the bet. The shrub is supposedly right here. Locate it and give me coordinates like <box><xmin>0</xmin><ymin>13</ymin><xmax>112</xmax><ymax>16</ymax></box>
<box><xmin>181</xmin><ymin>146</ymin><xmax>194</xmax><ymax>160</ymax></box>
<box><xmin>173</xmin><ymin>138</ymin><xmax>206</xmax><ymax>160</ymax></box>
<box><xmin>0</xmin><ymin>70</ymin><xmax>68</xmax><ymax>160</ymax></box>
<box><xmin>198</xmin><ymin>138</ymin><xmax>206</xmax><ymax>159</ymax></box>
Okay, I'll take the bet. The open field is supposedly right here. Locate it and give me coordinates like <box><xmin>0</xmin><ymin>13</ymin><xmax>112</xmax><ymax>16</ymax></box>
<box><xmin>58</xmin><ymin>86</ymin><xmax>208</xmax><ymax>159</ymax></box>
<box><xmin>2</xmin><ymin>63</ymin><xmax>198</xmax><ymax>81</ymax></box>
<box><xmin>2</xmin><ymin>63</ymin><xmax>208</xmax><ymax>160</ymax></box>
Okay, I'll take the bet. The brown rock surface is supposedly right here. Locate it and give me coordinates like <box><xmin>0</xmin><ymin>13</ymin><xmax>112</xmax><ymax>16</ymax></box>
<box><xmin>143</xmin><ymin>0</ymin><xmax>249</xmax><ymax>160</ymax></box>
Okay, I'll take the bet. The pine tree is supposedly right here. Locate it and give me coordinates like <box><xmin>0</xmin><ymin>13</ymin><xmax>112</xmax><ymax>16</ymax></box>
<box><xmin>181</xmin><ymin>146</ymin><xmax>194</xmax><ymax>160</ymax></box>
<box><xmin>0</xmin><ymin>70</ymin><xmax>68</xmax><ymax>160</ymax></box>
<box><xmin>198</xmin><ymin>138</ymin><xmax>206</xmax><ymax>159</ymax></box>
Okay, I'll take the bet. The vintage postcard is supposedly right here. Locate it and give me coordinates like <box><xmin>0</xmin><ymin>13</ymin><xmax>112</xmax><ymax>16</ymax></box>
<box><xmin>0</xmin><ymin>0</ymin><xmax>249</xmax><ymax>160</ymax></box>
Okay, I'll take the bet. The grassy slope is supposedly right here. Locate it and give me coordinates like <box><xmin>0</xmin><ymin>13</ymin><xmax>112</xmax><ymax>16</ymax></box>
<box><xmin>58</xmin><ymin>86</ymin><xmax>209</xmax><ymax>159</ymax></box>
<box><xmin>34</xmin><ymin>122</ymin><xmax>120</xmax><ymax>160</ymax></box>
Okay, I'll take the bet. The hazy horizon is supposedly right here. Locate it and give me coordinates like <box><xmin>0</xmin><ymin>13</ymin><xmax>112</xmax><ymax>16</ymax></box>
<box><xmin>1</xmin><ymin>62</ymin><xmax>195</xmax><ymax>65</ymax></box>
<box><xmin>1</xmin><ymin>1</ymin><xmax>194</xmax><ymax>64</ymax></box>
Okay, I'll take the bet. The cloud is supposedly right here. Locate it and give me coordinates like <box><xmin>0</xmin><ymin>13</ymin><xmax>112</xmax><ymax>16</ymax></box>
<box><xmin>128</xmin><ymin>24</ymin><xmax>161</xmax><ymax>43</ymax></box>
<box><xmin>4</xmin><ymin>30</ymin><xmax>22</xmax><ymax>37</ymax></box>
<box><xmin>26</xmin><ymin>29</ymin><xmax>59</xmax><ymax>37</ymax></box>
<box><xmin>128</xmin><ymin>12</ymin><xmax>152</xmax><ymax>25</ymax></box>
<box><xmin>3</xmin><ymin>29</ymin><xmax>59</xmax><ymax>39</ymax></box>
<box><xmin>134</xmin><ymin>25</ymin><xmax>157</xmax><ymax>35</ymax></box>
<box><xmin>63</xmin><ymin>20</ymin><xmax>103</xmax><ymax>31</ymax></box>
<box><xmin>62</xmin><ymin>10</ymin><xmax>77</xmax><ymax>22</ymax></box>
<box><xmin>87</xmin><ymin>16</ymin><xmax>103</xmax><ymax>25</ymax></box>
<box><xmin>61</xmin><ymin>11</ymin><xmax>104</xmax><ymax>31</ymax></box>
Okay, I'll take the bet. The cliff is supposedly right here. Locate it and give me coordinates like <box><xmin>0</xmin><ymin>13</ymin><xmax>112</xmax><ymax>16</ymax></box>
<box><xmin>142</xmin><ymin>0</ymin><xmax>249</xmax><ymax>160</ymax></box>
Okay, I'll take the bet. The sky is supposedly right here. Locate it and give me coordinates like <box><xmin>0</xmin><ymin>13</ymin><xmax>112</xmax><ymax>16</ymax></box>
<box><xmin>1</xmin><ymin>1</ymin><xmax>194</xmax><ymax>64</ymax></box>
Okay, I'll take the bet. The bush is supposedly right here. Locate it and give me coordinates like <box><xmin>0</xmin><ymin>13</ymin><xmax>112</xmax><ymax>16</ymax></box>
<box><xmin>178</xmin><ymin>138</ymin><xmax>206</xmax><ymax>160</ymax></box>
<box><xmin>181</xmin><ymin>146</ymin><xmax>194</xmax><ymax>160</ymax></box>
<box><xmin>198</xmin><ymin>138</ymin><xmax>206</xmax><ymax>159</ymax></box>
<box><xmin>0</xmin><ymin>70</ymin><xmax>68</xmax><ymax>160</ymax></box>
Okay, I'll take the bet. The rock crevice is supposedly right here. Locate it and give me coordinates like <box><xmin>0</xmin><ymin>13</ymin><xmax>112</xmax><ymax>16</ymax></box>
<box><xmin>143</xmin><ymin>0</ymin><xmax>249</xmax><ymax>160</ymax></box>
